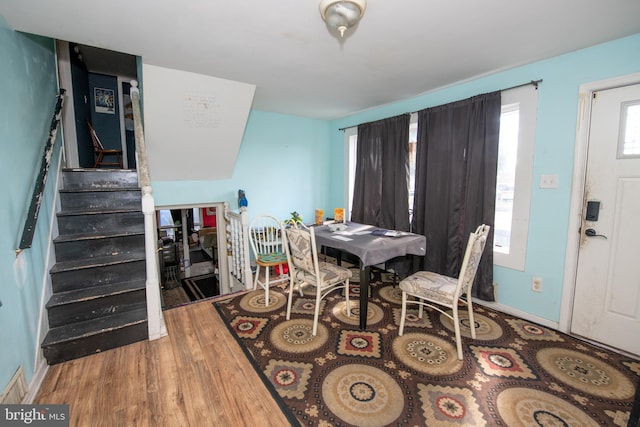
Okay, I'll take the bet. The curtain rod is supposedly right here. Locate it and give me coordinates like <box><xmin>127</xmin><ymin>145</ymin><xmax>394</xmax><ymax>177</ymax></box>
<box><xmin>338</xmin><ymin>79</ymin><xmax>543</xmax><ymax>131</ymax></box>
<box><xmin>502</xmin><ymin>78</ymin><xmax>543</xmax><ymax>92</ymax></box>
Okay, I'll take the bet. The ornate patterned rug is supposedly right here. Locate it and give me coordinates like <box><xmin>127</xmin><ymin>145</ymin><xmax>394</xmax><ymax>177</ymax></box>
<box><xmin>213</xmin><ymin>272</ymin><xmax>640</xmax><ymax>426</ymax></box>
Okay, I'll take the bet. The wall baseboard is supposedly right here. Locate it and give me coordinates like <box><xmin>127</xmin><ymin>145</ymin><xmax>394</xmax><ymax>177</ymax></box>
<box><xmin>473</xmin><ymin>299</ymin><xmax>559</xmax><ymax>330</ymax></box>
<box><xmin>23</xmin><ymin>360</ymin><xmax>48</xmax><ymax>404</ymax></box>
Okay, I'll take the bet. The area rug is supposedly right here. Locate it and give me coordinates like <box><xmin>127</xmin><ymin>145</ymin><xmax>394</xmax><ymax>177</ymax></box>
<box><xmin>213</xmin><ymin>273</ymin><xmax>640</xmax><ymax>427</ymax></box>
<box><xmin>182</xmin><ymin>273</ymin><xmax>219</xmax><ymax>301</ymax></box>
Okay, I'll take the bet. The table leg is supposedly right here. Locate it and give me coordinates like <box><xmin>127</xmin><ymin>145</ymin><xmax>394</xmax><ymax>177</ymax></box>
<box><xmin>359</xmin><ymin>264</ymin><xmax>370</xmax><ymax>330</ymax></box>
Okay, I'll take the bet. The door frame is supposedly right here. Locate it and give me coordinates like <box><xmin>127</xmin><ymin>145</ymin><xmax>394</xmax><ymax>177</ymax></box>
<box><xmin>560</xmin><ymin>72</ymin><xmax>640</xmax><ymax>334</ymax></box>
<box><xmin>155</xmin><ymin>202</ymin><xmax>230</xmax><ymax>294</ymax></box>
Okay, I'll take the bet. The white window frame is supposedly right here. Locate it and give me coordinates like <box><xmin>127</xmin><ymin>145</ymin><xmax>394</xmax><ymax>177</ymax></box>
<box><xmin>494</xmin><ymin>85</ymin><xmax>537</xmax><ymax>270</ymax></box>
<box><xmin>344</xmin><ymin>127</ymin><xmax>358</xmax><ymax>221</ymax></box>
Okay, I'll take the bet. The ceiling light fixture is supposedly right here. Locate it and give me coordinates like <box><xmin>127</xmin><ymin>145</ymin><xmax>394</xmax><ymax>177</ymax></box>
<box><xmin>319</xmin><ymin>0</ymin><xmax>366</xmax><ymax>37</ymax></box>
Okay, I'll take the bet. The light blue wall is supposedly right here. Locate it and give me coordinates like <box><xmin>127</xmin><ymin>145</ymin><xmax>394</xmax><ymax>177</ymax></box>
<box><xmin>0</xmin><ymin>18</ymin><xmax>60</xmax><ymax>389</ymax></box>
<box><xmin>328</xmin><ymin>33</ymin><xmax>640</xmax><ymax>323</ymax></box>
<box><xmin>1</xmin><ymin>13</ymin><xmax>637</xmax><ymax>397</ymax></box>
<box><xmin>152</xmin><ymin>109</ymin><xmax>333</xmax><ymax>224</ymax></box>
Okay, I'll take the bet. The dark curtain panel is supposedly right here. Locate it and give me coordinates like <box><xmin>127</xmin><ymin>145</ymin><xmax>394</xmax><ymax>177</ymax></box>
<box><xmin>351</xmin><ymin>114</ymin><xmax>410</xmax><ymax>231</ymax></box>
<box><xmin>412</xmin><ymin>92</ymin><xmax>500</xmax><ymax>301</ymax></box>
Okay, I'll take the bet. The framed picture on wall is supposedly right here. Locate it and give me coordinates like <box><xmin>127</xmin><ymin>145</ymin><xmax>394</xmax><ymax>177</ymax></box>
<box><xmin>94</xmin><ymin>87</ymin><xmax>115</xmax><ymax>114</ymax></box>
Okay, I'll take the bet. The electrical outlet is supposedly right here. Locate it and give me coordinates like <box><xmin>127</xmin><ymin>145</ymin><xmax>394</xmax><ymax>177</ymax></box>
<box><xmin>539</xmin><ymin>174</ymin><xmax>558</xmax><ymax>189</ymax></box>
<box><xmin>532</xmin><ymin>276</ymin><xmax>542</xmax><ymax>292</ymax></box>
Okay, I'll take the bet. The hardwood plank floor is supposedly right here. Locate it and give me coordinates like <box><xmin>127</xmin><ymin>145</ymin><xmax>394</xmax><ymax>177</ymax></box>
<box><xmin>34</xmin><ymin>298</ymin><xmax>293</xmax><ymax>427</ymax></box>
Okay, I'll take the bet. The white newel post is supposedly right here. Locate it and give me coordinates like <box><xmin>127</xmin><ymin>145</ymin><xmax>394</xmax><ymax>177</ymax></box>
<box><xmin>142</xmin><ymin>186</ymin><xmax>166</xmax><ymax>340</ymax></box>
<box><xmin>130</xmin><ymin>80</ymin><xmax>167</xmax><ymax>340</ymax></box>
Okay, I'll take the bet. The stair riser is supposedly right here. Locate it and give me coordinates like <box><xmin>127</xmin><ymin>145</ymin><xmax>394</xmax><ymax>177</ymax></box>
<box><xmin>44</xmin><ymin>168</ymin><xmax>148</xmax><ymax>365</ymax></box>
<box><xmin>60</xmin><ymin>191</ymin><xmax>141</xmax><ymax>211</ymax></box>
<box><xmin>47</xmin><ymin>290</ymin><xmax>147</xmax><ymax>328</ymax></box>
<box><xmin>61</xmin><ymin>170</ymin><xmax>139</xmax><ymax>190</ymax></box>
<box><xmin>42</xmin><ymin>321</ymin><xmax>148</xmax><ymax>365</ymax></box>
<box><xmin>51</xmin><ymin>261</ymin><xmax>146</xmax><ymax>292</ymax></box>
<box><xmin>57</xmin><ymin>212</ymin><xmax>144</xmax><ymax>235</ymax></box>
<box><xmin>55</xmin><ymin>234</ymin><xmax>146</xmax><ymax>262</ymax></box>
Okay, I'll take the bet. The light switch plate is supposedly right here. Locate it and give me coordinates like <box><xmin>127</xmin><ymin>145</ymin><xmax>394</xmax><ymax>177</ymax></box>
<box><xmin>539</xmin><ymin>174</ymin><xmax>558</xmax><ymax>189</ymax></box>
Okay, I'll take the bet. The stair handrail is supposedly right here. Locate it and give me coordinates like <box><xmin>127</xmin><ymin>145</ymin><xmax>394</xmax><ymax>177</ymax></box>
<box><xmin>129</xmin><ymin>80</ymin><xmax>167</xmax><ymax>340</ymax></box>
<box><xmin>16</xmin><ymin>90</ymin><xmax>66</xmax><ymax>255</ymax></box>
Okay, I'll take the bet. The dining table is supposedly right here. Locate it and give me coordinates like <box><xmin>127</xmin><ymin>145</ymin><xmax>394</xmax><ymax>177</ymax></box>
<box><xmin>313</xmin><ymin>221</ymin><xmax>426</xmax><ymax>329</ymax></box>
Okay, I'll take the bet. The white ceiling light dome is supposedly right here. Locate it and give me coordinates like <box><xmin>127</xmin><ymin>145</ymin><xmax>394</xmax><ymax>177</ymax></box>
<box><xmin>319</xmin><ymin>0</ymin><xmax>367</xmax><ymax>37</ymax></box>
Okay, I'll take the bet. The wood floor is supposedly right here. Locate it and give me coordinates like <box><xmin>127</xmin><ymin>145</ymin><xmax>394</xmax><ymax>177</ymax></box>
<box><xmin>34</xmin><ymin>297</ymin><xmax>293</xmax><ymax>427</ymax></box>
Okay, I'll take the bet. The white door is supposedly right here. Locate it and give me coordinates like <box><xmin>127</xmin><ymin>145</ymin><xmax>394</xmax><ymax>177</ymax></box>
<box><xmin>571</xmin><ymin>83</ymin><xmax>640</xmax><ymax>356</ymax></box>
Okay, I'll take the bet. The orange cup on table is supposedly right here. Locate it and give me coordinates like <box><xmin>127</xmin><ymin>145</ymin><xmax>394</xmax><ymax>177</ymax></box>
<box><xmin>334</xmin><ymin>208</ymin><xmax>344</xmax><ymax>223</ymax></box>
<box><xmin>315</xmin><ymin>209</ymin><xmax>324</xmax><ymax>225</ymax></box>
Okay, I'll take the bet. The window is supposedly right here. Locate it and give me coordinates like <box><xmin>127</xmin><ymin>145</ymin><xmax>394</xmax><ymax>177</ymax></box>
<box><xmin>494</xmin><ymin>104</ymin><xmax>519</xmax><ymax>254</ymax></box>
<box><xmin>408</xmin><ymin>115</ymin><xmax>418</xmax><ymax>225</ymax></box>
<box><xmin>494</xmin><ymin>86</ymin><xmax>537</xmax><ymax>270</ymax></box>
<box><xmin>619</xmin><ymin>100</ymin><xmax>640</xmax><ymax>157</ymax></box>
<box><xmin>158</xmin><ymin>209</ymin><xmax>176</xmax><ymax>240</ymax></box>
<box><xmin>344</xmin><ymin>86</ymin><xmax>537</xmax><ymax>271</ymax></box>
<box><xmin>344</xmin><ymin>127</ymin><xmax>358</xmax><ymax>221</ymax></box>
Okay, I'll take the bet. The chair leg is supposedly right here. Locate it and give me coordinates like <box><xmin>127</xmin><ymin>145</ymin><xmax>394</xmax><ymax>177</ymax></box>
<box><xmin>345</xmin><ymin>279</ymin><xmax>351</xmax><ymax>317</ymax></box>
<box><xmin>399</xmin><ymin>292</ymin><xmax>407</xmax><ymax>336</ymax></box>
<box><xmin>312</xmin><ymin>285</ymin><xmax>322</xmax><ymax>336</ymax></box>
<box><xmin>252</xmin><ymin>266</ymin><xmax>260</xmax><ymax>291</ymax></box>
<box><xmin>94</xmin><ymin>152</ymin><xmax>103</xmax><ymax>168</ymax></box>
<box><xmin>452</xmin><ymin>305</ymin><xmax>463</xmax><ymax>360</ymax></box>
<box><xmin>466</xmin><ymin>298</ymin><xmax>476</xmax><ymax>339</ymax></box>
<box><xmin>264</xmin><ymin>266</ymin><xmax>270</xmax><ymax>307</ymax></box>
<box><xmin>278</xmin><ymin>263</ymin><xmax>287</xmax><ymax>283</ymax></box>
<box><xmin>286</xmin><ymin>277</ymin><xmax>295</xmax><ymax>320</ymax></box>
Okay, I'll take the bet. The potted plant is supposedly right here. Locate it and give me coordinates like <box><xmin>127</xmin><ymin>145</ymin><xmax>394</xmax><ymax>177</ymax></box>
<box><xmin>283</xmin><ymin>211</ymin><xmax>303</xmax><ymax>227</ymax></box>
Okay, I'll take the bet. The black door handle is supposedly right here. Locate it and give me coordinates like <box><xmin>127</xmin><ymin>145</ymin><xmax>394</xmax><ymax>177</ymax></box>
<box><xmin>585</xmin><ymin>228</ymin><xmax>607</xmax><ymax>239</ymax></box>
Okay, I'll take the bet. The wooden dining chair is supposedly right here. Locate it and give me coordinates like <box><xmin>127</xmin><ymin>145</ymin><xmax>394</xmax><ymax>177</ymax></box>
<box><xmin>87</xmin><ymin>121</ymin><xmax>123</xmax><ymax>169</ymax></box>
<box><xmin>248</xmin><ymin>214</ymin><xmax>289</xmax><ymax>306</ymax></box>
<box><xmin>283</xmin><ymin>223</ymin><xmax>352</xmax><ymax>335</ymax></box>
<box><xmin>398</xmin><ymin>224</ymin><xmax>490</xmax><ymax>359</ymax></box>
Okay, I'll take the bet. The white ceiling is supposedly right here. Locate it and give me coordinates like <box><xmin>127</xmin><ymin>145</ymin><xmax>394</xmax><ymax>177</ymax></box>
<box><xmin>3</xmin><ymin>1</ymin><xmax>640</xmax><ymax>120</ymax></box>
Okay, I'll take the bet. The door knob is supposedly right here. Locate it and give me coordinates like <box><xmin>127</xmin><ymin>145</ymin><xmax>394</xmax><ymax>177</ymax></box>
<box><xmin>585</xmin><ymin>228</ymin><xmax>607</xmax><ymax>239</ymax></box>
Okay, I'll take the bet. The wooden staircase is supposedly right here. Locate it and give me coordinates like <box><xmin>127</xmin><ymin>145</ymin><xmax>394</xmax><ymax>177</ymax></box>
<box><xmin>41</xmin><ymin>169</ymin><xmax>148</xmax><ymax>365</ymax></box>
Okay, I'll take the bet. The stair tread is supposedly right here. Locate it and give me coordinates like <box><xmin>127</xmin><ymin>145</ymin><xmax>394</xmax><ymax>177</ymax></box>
<box><xmin>41</xmin><ymin>307</ymin><xmax>147</xmax><ymax>347</ymax></box>
<box><xmin>57</xmin><ymin>207</ymin><xmax>141</xmax><ymax>216</ymax></box>
<box><xmin>54</xmin><ymin>230</ymin><xmax>145</xmax><ymax>243</ymax></box>
<box><xmin>60</xmin><ymin>187</ymin><xmax>140</xmax><ymax>193</ymax></box>
<box><xmin>62</xmin><ymin>168</ymin><xmax>137</xmax><ymax>172</ymax></box>
<box><xmin>51</xmin><ymin>253</ymin><xmax>145</xmax><ymax>273</ymax></box>
<box><xmin>46</xmin><ymin>279</ymin><xmax>146</xmax><ymax>308</ymax></box>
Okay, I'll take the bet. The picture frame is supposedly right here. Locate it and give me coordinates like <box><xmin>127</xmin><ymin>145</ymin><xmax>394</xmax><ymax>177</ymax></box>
<box><xmin>94</xmin><ymin>87</ymin><xmax>115</xmax><ymax>114</ymax></box>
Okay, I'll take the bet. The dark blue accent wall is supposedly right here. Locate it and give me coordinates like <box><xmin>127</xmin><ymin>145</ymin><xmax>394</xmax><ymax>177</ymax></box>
<box><xmin>88</xmin><ymin>73</ymin><xmax>121</xmax><ymax>151</ymax></box>
<box><xmin>69</xmin><ymin>43</ymin><xmax>94</xmax><ymax>167</ymax></box>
